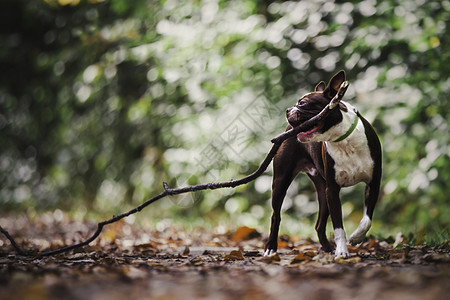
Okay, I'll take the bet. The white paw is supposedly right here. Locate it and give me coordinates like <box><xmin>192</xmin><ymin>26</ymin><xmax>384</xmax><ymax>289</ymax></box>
<box><xmin>349</xmin><ymin>232</ymin><xmax>365</xmax><ymax>245</ymax></box>
<box><xmin>349</xmin><ymin>215</ymin><xmax>372</xmax><ymax>245</ymax></box>
<box><xmin>334</xmin><ymin>246</ymin><xmax>350</xmax><ymax>258</ymax></box>
<box><xmin>334</xmin><ymin>228</ymin><xmax>349</xmax><ymax>258</ymax></box>
<box><xmin>264</xmin><ymin>249</ymin><xmax>276</xmax><ymax>257</ymax></box>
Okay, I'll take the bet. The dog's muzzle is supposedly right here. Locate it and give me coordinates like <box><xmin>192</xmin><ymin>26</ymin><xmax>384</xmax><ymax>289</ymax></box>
<box><xmin>286</xmin><ymin>107</ymin><xmax>301</xmax><ymax>126</ymax></box>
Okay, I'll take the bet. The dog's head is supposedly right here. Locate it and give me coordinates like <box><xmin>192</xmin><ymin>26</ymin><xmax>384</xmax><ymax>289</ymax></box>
<box><xmin>286</xmin><ymin>70</ymin><xmax>348</xmax><ymax>143</ymax></box>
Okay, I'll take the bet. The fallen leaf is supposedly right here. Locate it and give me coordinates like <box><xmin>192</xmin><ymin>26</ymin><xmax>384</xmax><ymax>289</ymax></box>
<box><xmin>231</xmin><ymin>226</ymin><xmax>261</xmax><ymax>243</ymax></box>
<box><xmin>260</xmin><ymin>253</ymin><xmax>281</xmax><ymax>264</ymax></box>
<box><xmin>312</xmin><ymin>253</ymin><xmax>334</xmax><ymax>264</ymax></box>
<box><xmin>368</xmin><ymin>239</ymin><xmax>379</xmax><ymax>249</ymax></box>
<box><xmin>389</xmin><ymin>249</ymin><xmax>407</xmax><ymax>260</ymax></box>
<box><xmin>347</xmin><ymin>245</ymin><xmax>359</xmax><ymax>253</ymax></box>
<box><xmin>190</xmin><ymin>256</ymin><xmax>204</xmax><ymax>266</ymax></box>
<box><xmin>224</xmin><ymin>250</ymin><xmax>245</xmax><ymax>261</ymax></box>
<box><xmin>134</xmin><ymin>242</ymin><xmax>157</xmax><ymax>251</ymax></box>
<box><xmin>335</xmin><ymin>256</ymin><xmax>362</xmax><ymax>264</ymax></box>
<box><xmin>304</xmin><ymin>250</ymin><xmax>317</xmax><ymax>257</ymax></box>
<box><xmin>393</xmin><ymin>232</ymin><xmax>404</xmax><ymax>248</ymax></box>
<box><xmin>378</xmin><ymin>241</ymin><xmax>391</xmax><ymax>249</ymax></box>
<box><xmin>203</xmin><ymin>240</ymin><xmax>223</xmax><ymax>247</ymax></box>
<box><xmin>277</xmin><ymin>241</ymin><xmax>289</xmax><ymax>249</ymax></box>
<box><xmin>290</xmin><ymin>252</ymin><xmax>311</xmax><ymax>264</ymax></box>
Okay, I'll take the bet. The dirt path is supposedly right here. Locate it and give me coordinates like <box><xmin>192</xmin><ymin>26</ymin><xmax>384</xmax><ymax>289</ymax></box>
<box><xmin>1</xmin><ymin>216</ymin><xmax>449</xmax><ymax>299</ymax></box>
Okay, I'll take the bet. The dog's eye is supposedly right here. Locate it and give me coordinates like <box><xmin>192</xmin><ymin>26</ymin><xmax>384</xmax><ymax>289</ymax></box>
<box><xmin>298</xmin><ymin>100</ymin><xmax>306</xmax><ymax>106</ymax></box>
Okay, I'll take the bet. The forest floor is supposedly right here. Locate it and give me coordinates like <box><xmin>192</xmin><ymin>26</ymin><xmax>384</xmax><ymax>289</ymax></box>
<box><xmin>0</xmin><ymin>214</ymin><xmax>449</xmax><ymax>300</ymax></box>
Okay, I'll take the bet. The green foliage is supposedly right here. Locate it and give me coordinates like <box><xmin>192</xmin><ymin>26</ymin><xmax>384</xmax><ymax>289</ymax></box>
<box><xmin>0</xmin><ymin>0</ymin><xmax>448</xmax><ymax>238</ymax></box>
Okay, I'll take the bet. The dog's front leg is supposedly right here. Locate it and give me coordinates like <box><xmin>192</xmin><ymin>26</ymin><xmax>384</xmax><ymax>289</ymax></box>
<box><xmin>326</xmin><ymin>182</ymin><xmax>349</xmax><ymax>258</ymax></box>
<box><xmin>264</xmin><ymin>174</ymin><xmax>293</xmax><ymax>256</ymax></box>
<box><xmin>264</xmin><ymin>142</ymin><xmax>301</xmax><ymax>256</ymax></box>
<box><xmin>323</xmin><ymin>149</ymin><xmax>349</xmax><ymax>258</ymax></box>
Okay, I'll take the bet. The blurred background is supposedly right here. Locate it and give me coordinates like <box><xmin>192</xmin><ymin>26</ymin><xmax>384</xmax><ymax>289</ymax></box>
<box><xmin>0</xmin><ymin>0</ymin><xmax>448</xmax><ymax>242</ymax></box>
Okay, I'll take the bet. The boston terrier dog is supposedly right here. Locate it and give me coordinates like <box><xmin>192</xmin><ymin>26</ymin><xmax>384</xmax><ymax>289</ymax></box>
<box><xmin>264</xmin><ymin>70</ymin><xmax>382</xmax><ymax>258</ymax></box>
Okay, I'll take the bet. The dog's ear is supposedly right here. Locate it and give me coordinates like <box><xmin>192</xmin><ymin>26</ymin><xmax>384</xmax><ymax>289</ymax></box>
<box><xmin>324</xmin><ymin>70</ymin><xmax>346</xmax><ymax>98</ymax></box>
<box><xmin>315</xmin><ymin>81</ymin><xmax>326</xmax><ymax>92</ymax></box>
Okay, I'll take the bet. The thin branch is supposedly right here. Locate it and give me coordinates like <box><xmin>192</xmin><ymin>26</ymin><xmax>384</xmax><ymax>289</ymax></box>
<box><xmin>0</xmin><ymin>226</ymin><xmax>27</xmax><ymax>256</ymax></box>
<box><xmin>0</xmin><ymin>82</ymin><xmax>349</xmax><ymax>257</ymax></box>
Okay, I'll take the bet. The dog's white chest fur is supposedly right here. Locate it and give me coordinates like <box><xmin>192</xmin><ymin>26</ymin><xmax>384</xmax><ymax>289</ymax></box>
<box><xmin>324</xmin><ymin>105</ymin><xmax>374</xmax><ymax>187</ymax></box>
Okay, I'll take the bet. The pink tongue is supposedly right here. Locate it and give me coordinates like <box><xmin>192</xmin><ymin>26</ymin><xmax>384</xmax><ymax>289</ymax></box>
<box><xmin>297</xmin><ymin>126</ymin><xmax>320</xmax><ymax>142</ymax></box>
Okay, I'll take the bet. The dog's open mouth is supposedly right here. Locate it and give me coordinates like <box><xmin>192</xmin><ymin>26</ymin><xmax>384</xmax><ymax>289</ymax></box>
<box><xmin>296</xmin><ymin>123</ymin><xmax>323</xmax><ymax>143</ymax></box>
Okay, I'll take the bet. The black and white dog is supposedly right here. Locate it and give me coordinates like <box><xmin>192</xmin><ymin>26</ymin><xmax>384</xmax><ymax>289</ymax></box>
<box><xmin>264</xmin><ymin>71</ymin><xmax>382</xmax><ymax>258</ymax></box>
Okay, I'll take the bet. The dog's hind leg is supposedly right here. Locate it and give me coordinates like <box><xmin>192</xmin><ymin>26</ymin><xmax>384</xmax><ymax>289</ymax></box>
<box><xmin>349</xmin><ymin>180</ymin><xmax>380</xmax><ymax>245</ymax></box>
<box><xmin>350</xmin><ymin>114</ymin><xmax>382</xmax><ymax>245</ymax></box>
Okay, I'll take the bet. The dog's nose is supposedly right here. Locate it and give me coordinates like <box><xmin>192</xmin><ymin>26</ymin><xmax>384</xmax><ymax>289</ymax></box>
<box><xmin>286</xmin><ymin>107</ymin><xmax>298</xmax><ymax>115</ymax></box>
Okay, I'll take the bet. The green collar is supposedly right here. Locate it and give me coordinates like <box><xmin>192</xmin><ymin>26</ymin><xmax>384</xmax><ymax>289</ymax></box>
<box><xmin>333</xmin><ymin>109</ymin><xmax>359</xmax><ymax>142</ymax></box>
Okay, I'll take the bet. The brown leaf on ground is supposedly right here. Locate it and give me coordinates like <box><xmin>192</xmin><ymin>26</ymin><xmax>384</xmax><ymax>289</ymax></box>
<box><xmin>231</xmin><ymin>226</ymin><xmax>261</xmax><ymax>243</ymax></box>
<box><xmin>259</xmin><ymin>253</ymin><xmax>281</xmax><ymax>264</ymax></box>
<box><xmin>223</xmin><ymin>250</ymin><xmax>245</xmax><ymax>261</ymax></box>
<box><xmin>290</xmin><ymin>252</ymin><xmax>312</xmax><ymax>264</ymax></box>
<box><xmin>334</xmin><ymin>256</ymin><xmax>362</xmax><ymax>264</ymax></box>
<box><xmin>277</xmin><ymin>240</ymin><xmax>289</xmax><ymax>249</ymax></box>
